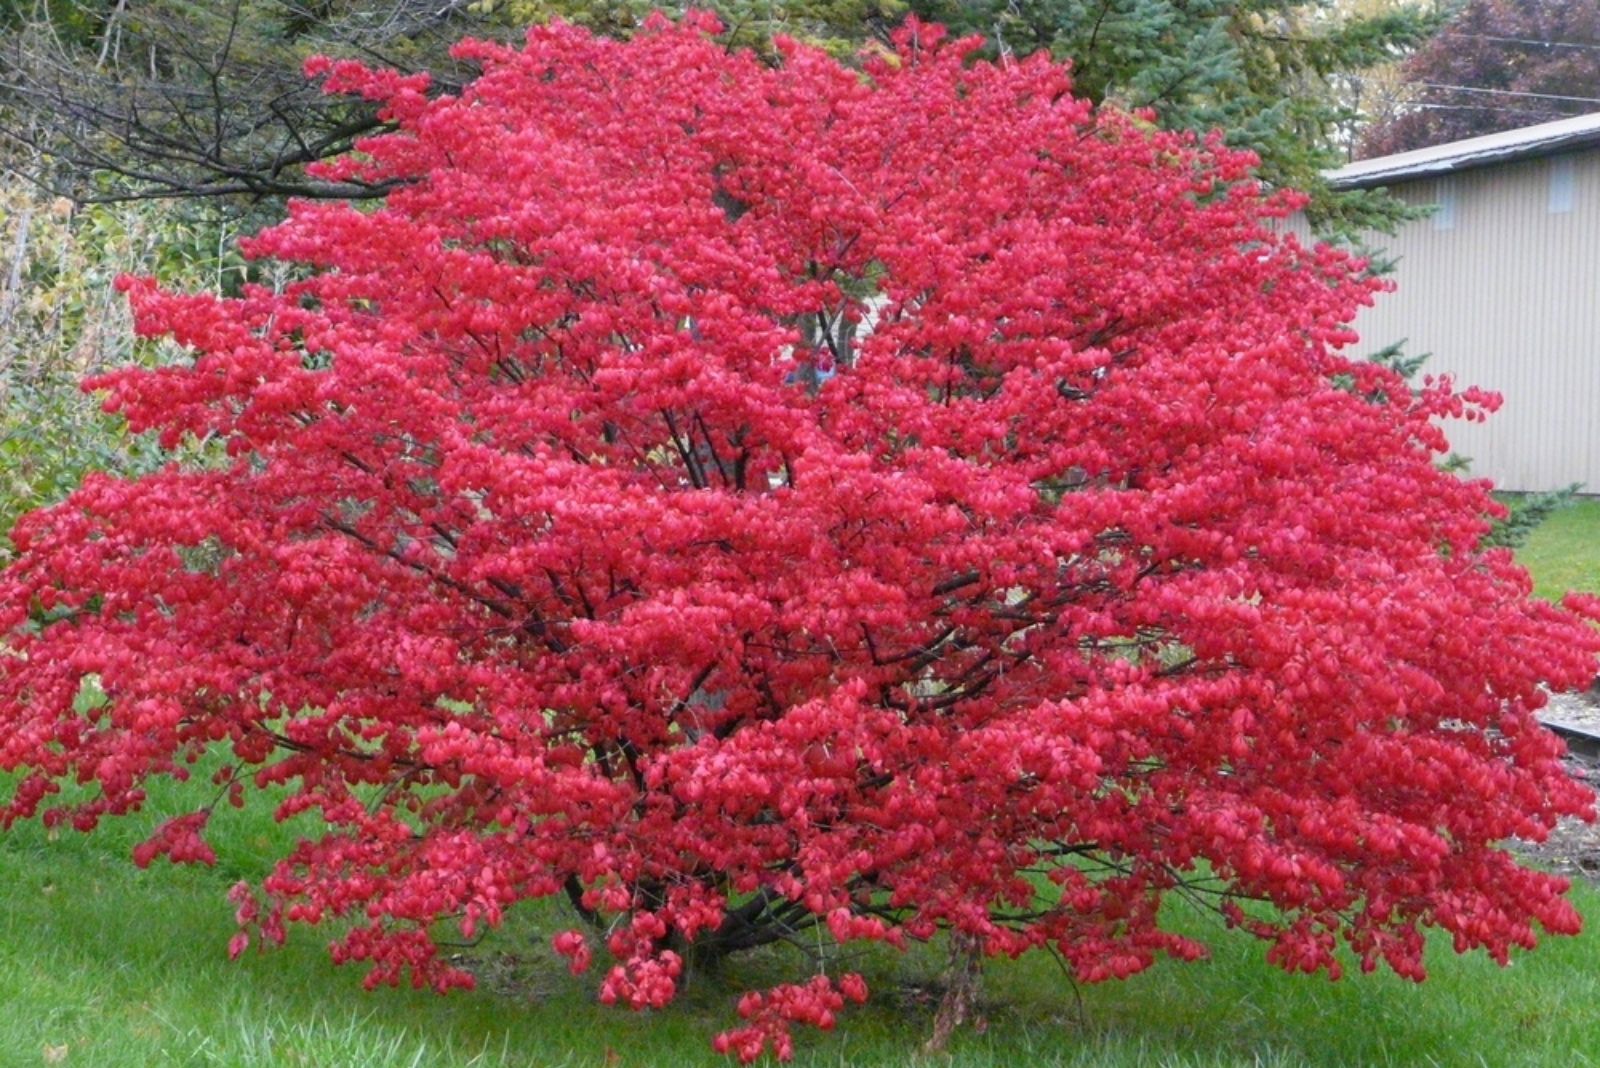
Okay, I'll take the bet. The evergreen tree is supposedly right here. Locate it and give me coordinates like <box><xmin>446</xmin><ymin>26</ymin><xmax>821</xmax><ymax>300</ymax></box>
<box><xmin>911</xmin><ymin>1</ymin><xmax>1440</xmax><ymax>232</ymax></box>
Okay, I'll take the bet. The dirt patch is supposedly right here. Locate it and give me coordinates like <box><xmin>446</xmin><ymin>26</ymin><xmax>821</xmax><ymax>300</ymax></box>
<box><xmin>1515</xmin><ymin>689</ymin><xmax>1600</xmax><ymax>886</ymax></box>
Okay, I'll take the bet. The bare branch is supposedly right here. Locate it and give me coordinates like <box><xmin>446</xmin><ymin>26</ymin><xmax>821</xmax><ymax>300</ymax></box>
<box><xmin>0</xmin><ymin>0</ymin><xmax>495</xmax><ymax>208</ymax></box>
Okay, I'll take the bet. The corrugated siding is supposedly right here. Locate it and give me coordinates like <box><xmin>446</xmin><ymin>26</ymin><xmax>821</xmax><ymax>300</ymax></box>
<box><xmin>1291</xmin><ymin>150</ymin><xmax>1600</xmax><ymax>493</ymax></box>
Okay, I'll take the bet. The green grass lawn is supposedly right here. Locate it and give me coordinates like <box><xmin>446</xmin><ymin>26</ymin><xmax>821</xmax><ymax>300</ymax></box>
<box><xmin>1514</xmin><ymin>498</ymin><xmax>1600</xmax><ymax>603</ymax></box>
<box><xmin>6</xmin><ymin>777</ymin><xmax>1600</xmax><ymax>1068</ymax></box>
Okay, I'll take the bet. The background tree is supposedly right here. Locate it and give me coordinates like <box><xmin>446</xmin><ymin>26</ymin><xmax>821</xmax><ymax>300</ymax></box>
<box><xmin>1325</xmin><ymin>0</ymin><xmax>1429</xmax><ymax>158</ymax></box>
<box><xmin>1359</xmin><ymin>0</ymin><xmax>1600</xmax><ymax>157</ymax></box>
<box><xmin>0</xmin><ymin>0</ymin><xmax>496</xmax><ymax>203</ymax></box>
<box><xmin>2</xmin><ymin>1</ymin><xmax>1438</xmax><ymax>233</ymax></box>
<box><xmin>0</xmin><ymin>183</ymin><xmax>243</xmax><ymax>559</ymax></box>
<box><xmin>3</xmin><ymin>18</ymin><xmax>1596</xmax><ymax>1061</ymax></box>
<box><xmin>909</xmin><ymin>0</ymin><xmax>1442</xmax><ymax>231</ymax></box>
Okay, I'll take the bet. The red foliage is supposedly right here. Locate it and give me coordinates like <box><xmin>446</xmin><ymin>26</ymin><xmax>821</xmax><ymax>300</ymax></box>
<box><xmin>3</xmin><ymin>14</ymin><xmax>1598</xmax><ymax>1059</ymax></box>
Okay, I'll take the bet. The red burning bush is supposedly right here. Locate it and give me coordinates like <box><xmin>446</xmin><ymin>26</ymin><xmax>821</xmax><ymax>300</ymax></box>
<box><xmin>3</xmin><ymin>14</ymin><xmax>1597</xmax><ymax>1060</ymax></box>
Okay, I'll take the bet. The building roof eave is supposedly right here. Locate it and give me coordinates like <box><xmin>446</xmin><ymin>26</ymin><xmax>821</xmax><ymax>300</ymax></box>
<box><xmin>1329</xmin><ymin>111</ymin><xmax>1600</xmax><ymax>191</ymax></box>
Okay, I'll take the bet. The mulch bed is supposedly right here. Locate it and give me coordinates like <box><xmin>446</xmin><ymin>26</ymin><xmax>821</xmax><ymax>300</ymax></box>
<box><xmin>1517</xmin><ymin>688</ymin><xmax>1600</xmax><ymax>886</ymax></box>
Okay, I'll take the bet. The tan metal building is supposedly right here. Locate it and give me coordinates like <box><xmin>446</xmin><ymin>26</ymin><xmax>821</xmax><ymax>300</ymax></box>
<box><xmin>1321</xmin><ymin>114</ymin><xmax>1600</xmax><ymax>493</ymax></box>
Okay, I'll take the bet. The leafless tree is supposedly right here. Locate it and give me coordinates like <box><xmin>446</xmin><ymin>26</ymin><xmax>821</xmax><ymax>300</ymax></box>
<box><xmin>0</xmin><ymin>0</ymin><xmax>502</xmax><ymax>204</ymax></box>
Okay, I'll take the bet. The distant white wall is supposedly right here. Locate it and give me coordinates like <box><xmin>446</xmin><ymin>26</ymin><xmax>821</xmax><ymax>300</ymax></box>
<box><xmin>1300</xmin><ymin>149</ymin><xmax>1600</xmax><ymax>493</ymax></box>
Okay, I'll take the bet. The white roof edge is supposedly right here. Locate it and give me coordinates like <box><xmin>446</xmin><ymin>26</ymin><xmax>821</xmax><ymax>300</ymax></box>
<box><xmin>1328</xmin><ymin>110</ymin><xmax>1600</xmax><ymax>190</ymax></box>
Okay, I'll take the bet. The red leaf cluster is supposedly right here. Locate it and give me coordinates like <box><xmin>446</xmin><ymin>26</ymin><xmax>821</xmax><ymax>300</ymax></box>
<box><xmin>3</xmin><ymin>14</ymin><xmax>1598</xmax><ymax>1060</ymax></box>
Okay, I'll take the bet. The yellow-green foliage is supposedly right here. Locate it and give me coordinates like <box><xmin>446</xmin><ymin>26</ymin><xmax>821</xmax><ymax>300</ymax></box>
<box><xmin>0</xmin><ymin>188</ymin><xmax>239</xmax><ymax>552</ymax></box>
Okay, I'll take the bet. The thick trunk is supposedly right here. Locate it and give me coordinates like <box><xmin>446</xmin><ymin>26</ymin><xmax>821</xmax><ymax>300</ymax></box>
<box><xmin>924</xmin><ymin>929</ymin><xmax>984</xmax><ymax>1053</ymax></box>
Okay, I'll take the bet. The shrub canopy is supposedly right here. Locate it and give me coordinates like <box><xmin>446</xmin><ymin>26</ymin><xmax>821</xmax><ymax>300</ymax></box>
<box><xmin>3</xmin><ymin>15</ymin><xmax>1597</xmax><ymax>1060</ymax></box>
